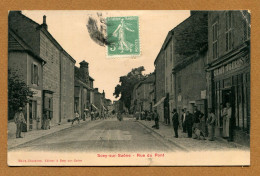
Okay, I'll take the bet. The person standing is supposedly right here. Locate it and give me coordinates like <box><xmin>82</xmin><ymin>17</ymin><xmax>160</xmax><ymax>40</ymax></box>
<box><xmin>181</xmin><ymin>109</ymin><xmax>187</xmax><ymax>133</ymax></box>
<box><xmin>14</xmin><ymin>107</ymin><xmax>26</xmax><ymax>138</ymax></box>
<box><xmin>221</xmin><ymin>104</ymin><xmax>228</xmax><ymax>138</ymax></box>
<box><xmin>226</xmin><ymin>102</ymin><xmax>233</xmax><ymax>142</ymax></box>
<box><xmin>193</xmin><ymin>106</ymin><xmax>204</xmax><ymax>131</ymax></box>
<box><xmin>186</xmin><ymin>111</ymin><xmax>193</xmax><ymax>138</ymax></box>
<box><xmin>172</xmin><ymin>109</ymin><xmax>179</xmax><ymax>138</ymax></box>
<box><xmin>207</xmin><ymin>109</ymin><xmax>216</xmax><ymax>141</ymax></box>
<box><xmin>154</xmin><ymin>110</ymin><xmax>159</xmax><ymax>129</ymax></box>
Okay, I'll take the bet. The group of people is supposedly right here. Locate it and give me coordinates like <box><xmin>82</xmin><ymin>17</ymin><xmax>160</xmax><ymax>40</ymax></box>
<box><xmin>174</xmin><ymin>107</ymin><xmax>216</xmax><ymax>141</ymax></box>
<box><xmin>150</xmin><ymin>106</ymin><xmax>224</xmax><ymax>141</ymax></box>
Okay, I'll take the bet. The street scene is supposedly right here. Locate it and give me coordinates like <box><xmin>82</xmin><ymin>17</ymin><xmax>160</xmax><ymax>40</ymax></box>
<box><xmin>8</xmin><ymin>10</ymin><xmax>250</xmax><ymax>166</ymax></box>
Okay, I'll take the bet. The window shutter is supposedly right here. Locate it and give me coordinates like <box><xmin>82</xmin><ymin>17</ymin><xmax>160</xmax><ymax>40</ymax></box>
<box><xmin>31</xmin><ymin>63</ymin><xmax>34</xmax><ymax>84</ymax></box>
<box><xmin>44</xmin><ymin>97</ymin><xmax>49</xmax><ymax>110</ymax></box>
<box><xmin>50</xmin><ymin>98</ymin><xmax>53</xmax><ymax>111</ymax></box>
<box><xmin>36</xmin><ymin>65</ymin><xmax>39</xmax><ymax>86</ymax></box>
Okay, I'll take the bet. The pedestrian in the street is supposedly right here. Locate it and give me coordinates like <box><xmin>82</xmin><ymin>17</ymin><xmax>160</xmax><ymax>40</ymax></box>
<box><xmin>91</xmin><ymin>110</ymin><xmax>94</xmax><ymax>121</ymax></box>
<box><xmin>193</xmin><ymin>106</ymin><xmax>204</xmax><ymax>131</ymax></box>
<box><xmin>172</xmin><ymin>108</ymin><xmax>179</xmax><ymax>138</ymax></box>
<box><xmin>72</xmin><ymin>111</ymin><xmax>80</xmax><ymax>125</ymax></box>
<box><xmin>14</xmin><ymin>107</ymin><xmax>26</xmax><ymax>138</ymax></box>
<box><xmin>164</xmin><ymin>106</ymin><xmax>170</xmax><ymax>125</ymax></box>
<box><xmin>186</xmin><ymin>111</ymin><xmax>193</xmax><ymax>138</ymax></box>
<box><xmin>152</xmin><ymin>110</ymin><xmax>159</xmax><ymax>129</ymax></box>
<box><xmin>207</xmin><ymin>109</ymin><xmax>216</xmax><ymax>141</ymax></box>
<box><xmin>181</xmin><ymin>108</ymin><xmax>187</xmax><ymax>133</ymax></box>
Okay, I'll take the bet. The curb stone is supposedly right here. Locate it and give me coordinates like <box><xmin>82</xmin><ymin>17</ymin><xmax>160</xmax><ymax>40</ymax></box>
<box><xmin>136</xmin><ymin>120</ymin><xmax>189</xmax><ymax>151</ymax></box>
<box><xmin>8</xmin><ymin>119</ymin><xmax>91</xmax><ymax>150</ymax></box>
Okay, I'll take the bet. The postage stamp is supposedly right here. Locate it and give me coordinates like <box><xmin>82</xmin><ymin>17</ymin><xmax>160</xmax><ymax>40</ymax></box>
<box><xmin>106</xmin><ymin>16</ymin><xmax>140</xmax><ymax>57</ymax></box>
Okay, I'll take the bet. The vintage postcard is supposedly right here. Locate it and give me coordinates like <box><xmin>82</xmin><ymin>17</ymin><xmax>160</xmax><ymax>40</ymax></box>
<box><xmin>7</xmin><ymin>10</ymin><xmax>250</xmax><ymax>166</ymax></box>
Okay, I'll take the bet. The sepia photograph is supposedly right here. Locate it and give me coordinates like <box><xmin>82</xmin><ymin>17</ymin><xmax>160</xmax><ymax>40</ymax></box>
<box><xmin>7</xmin><ymin>10</ymin><xmax>250</xmax><ymax>166</ymax></box>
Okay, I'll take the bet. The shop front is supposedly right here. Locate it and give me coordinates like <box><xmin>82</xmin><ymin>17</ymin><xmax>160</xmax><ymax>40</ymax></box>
<box><xmin>211</xmin><ymin>54</ymin><xmax>250</xmax><ymax>146</ymax></box>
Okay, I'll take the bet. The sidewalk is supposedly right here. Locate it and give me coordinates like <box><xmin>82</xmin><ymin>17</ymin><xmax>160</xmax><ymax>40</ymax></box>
<box><xmin>8</xmin><ymin>118</ymin><xmax>91</xmax><ymax>150</ymax></box>
<box><xmin>137</xmin><ymin>120</ymin><xmax>249</xmax><ymax>151</ymax></box>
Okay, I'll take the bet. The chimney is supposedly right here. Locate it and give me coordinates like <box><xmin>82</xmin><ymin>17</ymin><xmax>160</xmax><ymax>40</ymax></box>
<box><xmin>102</xmin><ymin>90</ymin><xmax>105</xmax><ymax>97</ymax></box>
<box><xmin>79</xmin><ymin>60</ymin><xmax>89</xmax><ymax>83</ymax></box>
<box><xmin>42</xmin><ymin>15</ymin><xmax>48</xmax><ymax>30</ymax></box>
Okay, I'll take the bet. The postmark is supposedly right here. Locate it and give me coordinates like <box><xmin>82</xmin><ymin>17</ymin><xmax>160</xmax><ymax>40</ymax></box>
<box><xmin>106</xmin><ymin>16</ymin><xmax>140</xmax><ymax>58</ymax></box>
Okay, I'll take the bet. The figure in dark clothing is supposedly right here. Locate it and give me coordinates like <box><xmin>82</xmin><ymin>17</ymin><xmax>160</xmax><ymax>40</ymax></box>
<box><xmin>181</xmin><ymin>109</ymin><xmax>187</xmax><ymax>133</ymax></box>
<box><xmin>152</xmin><ymin>110</ymin><xmax>159</xmax><ymax>129</ymax></box>
<box><xmin>172</xmin><ymin>109</ymin><xmax>179</xmax><ymax>138</ymax></box>
<box><xmin>193</xmin><ymin>106</ymin><xmax>204</xmax><ymax>131</ymax></box>
<box><xmin>186</xmin><ymin>111</ymin><xmax>194</xmax><ymax>138</ymax></box>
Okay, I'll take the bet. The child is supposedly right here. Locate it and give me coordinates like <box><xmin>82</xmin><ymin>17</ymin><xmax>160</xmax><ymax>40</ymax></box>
<box><xmin>193</xmin><ymin>127</ymin><xmax>206</xmax><ymax>140</ymax></box>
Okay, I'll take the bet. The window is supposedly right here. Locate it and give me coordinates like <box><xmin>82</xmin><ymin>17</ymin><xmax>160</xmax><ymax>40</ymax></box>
<box><xmin>212</xmin><ymin>21</ymin><xmax>218</xmax><ymax>59</ymax></box>
<box><xmin>243</xmin><ymin>11</ymin><xmax>250</xmax><ymax>41</ymax></box>
<box><xmin>31</xmin><ymin>63</ymin><xmax>39</xmax><ymax>85</ymax></box>
<box><xmin>51</xmin><ymin>47</ymin><xmax>54</xmax><ymax>63</ymax></box>
<box><xmin>45</xmin><ymin>41</ymin><xmax>48</xmax><ymax>56</ymax></box>
<box><xmin>225</xmin><ymin>11</ymin><xmax>233</xmax><ymax>51</ymax></box>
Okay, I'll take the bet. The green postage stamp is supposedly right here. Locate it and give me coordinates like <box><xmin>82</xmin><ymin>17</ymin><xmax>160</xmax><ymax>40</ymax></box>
<box><xmin>106</xmin><ymin>16</ymin><xmax>140</xmax><ymax>58</ymax></box>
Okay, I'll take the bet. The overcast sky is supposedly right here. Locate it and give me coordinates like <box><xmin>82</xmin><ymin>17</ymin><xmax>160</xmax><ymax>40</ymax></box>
<box><xmin>22</xmin><ymin>10</ymin><xmax>190</xmax><ymax>101</ymax></box>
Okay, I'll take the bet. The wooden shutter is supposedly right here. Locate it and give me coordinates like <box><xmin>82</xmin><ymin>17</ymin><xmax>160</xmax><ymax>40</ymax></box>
<box><xmin>36</xmin><ymin>65</ymin><xmax>39</xmax><ymax>86</ymax></box>
<box><xmin>31</xmin><ymin>63</ymin><xmax>34</xmax><ymax>84</ymax></box>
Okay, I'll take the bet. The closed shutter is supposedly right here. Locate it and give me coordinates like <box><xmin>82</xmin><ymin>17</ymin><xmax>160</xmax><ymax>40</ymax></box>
<box><xmin>36</xmin><ymin>65</ymin><xmax>39</xmax><ymax>86</ymax></box>
<box><xmin>31</xmin><ymin>63</ymin><xmax>34</xmax><ymax>84</ymax></box>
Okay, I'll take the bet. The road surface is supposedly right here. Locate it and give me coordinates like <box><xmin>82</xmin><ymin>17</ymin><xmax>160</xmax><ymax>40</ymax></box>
<box><xmin>10</xmin><ymin>117</ymin><xmax>182</xmax><ymax>152</ymax></box>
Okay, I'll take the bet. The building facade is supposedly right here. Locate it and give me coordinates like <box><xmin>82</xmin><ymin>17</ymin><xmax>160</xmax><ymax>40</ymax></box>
<box><xmin>9</xmin><ymin>11</ymin><xmax>76</xmax><ymax>126</ymax></box>
<box><xmin>206</xmin><ymin>11</ymin><xmax>250</xmax><ymax>145</ymax></box>
<box><xmin>154</xmin><ymin>50</ymin><xmax>166</xmax><ymax>122</ymax></box>
<box><xmin>8</xmin><ymin>30</ymin><xmax>46</xmax><ymax>131</ymax></box>
<box><xmin>74</xmin><ymin>60</ymin><xmax>95</xmax><ymax>119</ymax></box>
<box><xmin>131</xmin><ymin>74</ymin><xmax>155</xmax><ymax>113</ymax></box>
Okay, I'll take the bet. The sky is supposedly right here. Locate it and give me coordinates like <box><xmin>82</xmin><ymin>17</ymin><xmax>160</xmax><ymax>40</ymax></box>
<box><xmin>22</xmin><ymin>10</ymin><xmax>190</xmax><ymax>101</ymax></box>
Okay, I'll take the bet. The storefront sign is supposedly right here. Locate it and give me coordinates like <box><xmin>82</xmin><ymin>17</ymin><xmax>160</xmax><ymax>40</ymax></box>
<box><xmin>214</xmin><ymin>55</ymin><xmax>248</xmax><ymax>76</ymax></box>
<box><xmin>201</xmin><ymin>90</ymin><xmax>206</xmax><ymax>99</ymax></box>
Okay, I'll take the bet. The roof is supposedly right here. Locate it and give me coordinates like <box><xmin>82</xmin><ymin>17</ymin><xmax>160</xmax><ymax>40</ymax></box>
<box><xmin>8</xmin><ymin>29</ymin><xmax>46</xmax><ymax>64</ymax></box>
<box><xmin>9</xmin><ymin>11</ymin><xmax>76</xmax><ymax>63</ymax></box>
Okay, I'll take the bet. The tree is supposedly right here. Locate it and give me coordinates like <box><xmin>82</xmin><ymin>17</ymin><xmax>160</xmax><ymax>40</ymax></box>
<box><xmin>113</xmin><ymin>66</ymin><xmax>146</xmax><ymax>111</ymax></box>
<box><xmin>8</xmin><ymin>69</ymin><xmax>33</xmax><ymax>120</ymax></box>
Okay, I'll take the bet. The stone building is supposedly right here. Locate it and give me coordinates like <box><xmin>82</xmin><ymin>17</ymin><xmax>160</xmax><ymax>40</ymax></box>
<box><xmin>8</xmin><ymin>30</ymin><xmax>46</xmax><ymax>131</ymax></box>
<box><xmin>132</xmin><ymin>74</ymin><xmax>155</xmax><ymax>113</ymax></box>
<box><xmin>9</xmin><ymin>11</ymin><xmax>76</xmax><ymax>125</ymax></box>
<box><xmin>154</xmin><ymin>50</ymin><xmax>166</xmax><ymax>122</ymax></box>
<box><xmin>206</xmin><ymin>11</ymin><xmax>250</xmax><ymax>145</ymax></box>
<box><xmin>74</xmin><ymin>60</ymin><xmax>95</xmax><ymax>119</ymax></box>
<box><xmin>154</xmin><ymin>11</ymin><xmax>208</xmax><ymax>123</ymax></box>
<box><xmin>172</xmin><ymin>11</ymin><xmax>208</xmax><ymax>115</ymax></box>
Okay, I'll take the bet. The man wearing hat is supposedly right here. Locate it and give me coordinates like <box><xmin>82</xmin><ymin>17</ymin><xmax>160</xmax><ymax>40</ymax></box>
<box><xmin>14</xmin><ymin>107</ymin><xmax>26</xmax><ymax>138</ymax></box>
<box><xmin>172</xmin><ymin>109</ymin><xmax>179</xmax><ymax>138</ymax></box>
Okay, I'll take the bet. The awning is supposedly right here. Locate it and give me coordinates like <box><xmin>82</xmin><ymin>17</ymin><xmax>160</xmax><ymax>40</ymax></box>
<box><xmin>153</xmin><ymin>97</ymin><xmax>166</xmax><ymax>108</ymax></box>
<box><xmin>91</xmin><ymin>104</ymin><xmax>98</xmax><ymax>110</ymax></box>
